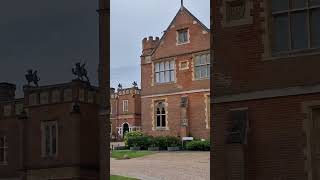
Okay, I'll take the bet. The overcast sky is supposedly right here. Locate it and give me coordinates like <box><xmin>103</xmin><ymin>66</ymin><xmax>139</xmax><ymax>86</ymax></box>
<box><xmin>110</xmin><ymin>0</ymin><xmax>210</xmax><ymax>89</ymax></box>
<box><xmin>0</xmin><ymin>0</ymin><xmax>209</xmax><ymax>98</ymax></box>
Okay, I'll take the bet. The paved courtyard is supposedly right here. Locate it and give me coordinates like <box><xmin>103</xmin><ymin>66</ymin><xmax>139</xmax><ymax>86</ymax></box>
<box><xmin>111</xmin><ymin>151</ymin><xmax>210</xmax><ymax>180</ymax></box>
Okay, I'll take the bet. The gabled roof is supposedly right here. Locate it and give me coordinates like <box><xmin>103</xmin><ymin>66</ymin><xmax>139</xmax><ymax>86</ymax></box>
<box><xmin>149</xmin><ymin>5</ymin><xmax>210</xmax><ymax>56</ymax></box>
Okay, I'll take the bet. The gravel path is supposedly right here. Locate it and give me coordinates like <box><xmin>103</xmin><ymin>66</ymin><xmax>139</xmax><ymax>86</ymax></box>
<box><xmin>110</xmin><ymin>151</ymin><xmax>210</xmax><ymax>180</ymax></box>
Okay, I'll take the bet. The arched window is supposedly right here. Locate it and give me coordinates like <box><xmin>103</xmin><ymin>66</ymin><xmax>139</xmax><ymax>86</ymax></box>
<box><xmin>155</xmin><ymin>101</ymin><xmax>166</xmax><ymax>128</ymax></box>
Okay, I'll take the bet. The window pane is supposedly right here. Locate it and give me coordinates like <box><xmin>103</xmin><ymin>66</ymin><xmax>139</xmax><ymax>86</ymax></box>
<box><xmin>310</xmin><ymin>0</ymin><xmax>320</xmax><ymax>6</ymax></box>
<box><xmin>165</xmin><ymin>71</ymin><xmax>170</xmax><ymax>82</ymax></box>
<box><xmin>273</xmin><ymin>14</ymin><xmax>289</xmax><ymax>53</ymax></box>
<box><xmin>201</xmin><ymin>66</ymin><xmax>207</xmax><ymax>78</ymax></box>
<box><xmin>160</xmin><ymin>72</ymin><xmax>165</xmax><ymax>82</ymax></box>
<box><xmin>0</xmin><ymin>149</ymin><xmax>3</xmax><ymax>162</ymax></box>
<box><xmin>157</xmin><ymin>116</ymin><xmax>161</xmax><ymax>127</ymax></box>
<box><xmin>207</xmin><ymin>65</ymin><xmax>210</xmax><ymax>77</ymax></box>
<box><xmin>52</xmin><ymin>125</ymin><xmax>56</xmax><ymax>154</ymax></box>
<box><xmin>291</xmin><ymin>12</ymin><xmax>308</xmax><ymax>49</ymax></box>
<box><xmin>292</xmin><ymin>0</ymin><xmax>307</xmax><ymax>8</ymax></box>
<box><xmin>162</xmin><ymin>115</ymin><xmax>166</xmax><ymax>127</ymax></box>
<box><xmin>45</xmin><ymin>126</ymin><xmax>50</xmax><ymax>155</ymax></box>
<box><xmin>311</xmin><ymin>9</ymin><xmax>320</xmax><ymax>47</ymax></box>
<box><xmin>155</xmin><ymin>73</ymin><xmax>160</xmax><ymax>83</ymax></box>
<box><xmin>0</xmin><ymin>137</ymin><xmax>3</xmax><ymax>147</ymax></box>
<box><xmin>200</xmin><ymin>55</ymin><xmax>206</xmax><ymax>64</ymax></box>
<box><xmin>195</xmin><ymin>56</ymin><xmax>200</xmax><ymax>65</ymax></box>
<box><xmin>4</xmin><ymin>137</ymin><xmax>7</xmax><ymax>147</ymax></box>
<box><xmin>207</xmin><ymin>54</ymin><xmax>210</xmax><ymax>64</ymax></box>
<box><xmin>170</xmin><ymin>61</ymin><xmax>175</xmax><ymax>70</ymax></box>
<box><xmin>272</xmin><ymin>0</ymin><xmax>289</xmax><ymax>12</ymax></box>
<box><xmin>155</xmin><ymin>63</ymin><xmax>159</xmax><ymax>72</ymax></box>
<box><xmin>183</xmin><ymin>31</ymin><xmax>188</xmax><ymax>42</ymax></box>
<box><xmin>170</xmin><ymin>71</ymin><xmax>175</xmax><ymax>81</ymax></box>
<box><xmin>195</xmin><ymin>67</ymin><xmax>201</xmax><ymax>79</ymax></box>
<box><xmin>165</xmin><ymin>61</ymin><xmax>170</xmax><ymax>70</ymax></box>
<box><xmin>160</xmin><ymin>62</ymin><xmax>164</xmax><ymax>71</ymax></box>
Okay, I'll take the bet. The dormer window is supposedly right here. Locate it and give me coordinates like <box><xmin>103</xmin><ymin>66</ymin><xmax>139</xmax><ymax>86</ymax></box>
<box><xmin>177</xmin><ymin>28</ymin><xmax>189</xmax><ymax>44</ymax></box>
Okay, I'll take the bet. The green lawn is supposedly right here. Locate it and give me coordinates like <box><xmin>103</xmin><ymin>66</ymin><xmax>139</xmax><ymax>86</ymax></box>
<box><xmin>111</xmin><ymin>150</ymin><xmax>155</xmax><ymax>160</ymax></box>
<box><xmin>110</xmin><ymin>175</ymin><xmax>140</xmax><ymax>180</ymax></box>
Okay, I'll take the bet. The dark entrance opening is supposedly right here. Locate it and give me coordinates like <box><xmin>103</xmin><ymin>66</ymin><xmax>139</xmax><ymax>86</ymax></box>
<box><xmin>123</xmin><ymin>123</ymin><xmax>129</xmax><ymax>137</ymax></box>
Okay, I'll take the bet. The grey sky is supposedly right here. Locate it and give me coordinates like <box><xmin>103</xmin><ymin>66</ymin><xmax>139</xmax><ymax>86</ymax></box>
<box><xmin>0</xmin><ymin>0</ymin><xmax>99</xmax><ymax>97</ymax></box>
<box><xmin>111</xmin><ymin>0</ymin><xmax>210</xmax><ymax>89</ymax></box>
<box><xmin>0</xmin><ymin>0</ymin><xmax>209</xmax><ymax>98</ymax></box>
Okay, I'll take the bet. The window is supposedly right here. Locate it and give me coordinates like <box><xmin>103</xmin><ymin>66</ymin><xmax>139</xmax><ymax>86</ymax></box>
<box><xmin>0</xmin><ymin>136</ymin><xmax>8</xmax><ymax>165</ymax></box>
<box><xmin>42</xmin><ymin>121</ymin><xmax>57</xmax><ymax>157</ymax></box>
<box><xmin>154</xmin><ymin>60</ymin><xmax>175</xmax><ymax>84</ymax></box>
<box><xmin>228</xmin><ymin>109</ymin><xmax>248</xmax><ymax>144</ymax></box>
<box><xmin>155</xmin><ymin>101</ymin><xmax>166</xmax><ymax>128</ymax></box>
<box><xmin>123</xmin><ymin>100</ymin><xmax>128</xmax><ymax>112</ymax></box>
<box><xmin>194</xmin><ymin>53</ymin><xmax>210</xmax><ymax>79</ymax></box>
<box><xmin>271</xmin><ymin>0</ymin><xmax>320</xmax><ymax>53</ymax></box>
<box><xmin>177</xmin><ymin>29</ymin><xmax>189</xmax><ymax>44</ymax></box>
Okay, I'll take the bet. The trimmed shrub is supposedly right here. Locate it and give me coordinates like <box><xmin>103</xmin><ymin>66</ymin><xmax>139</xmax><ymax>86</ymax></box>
<box><xmin>154</xmin><ymin>136</ymin><xmax>167</xmax><ymax>150</ymax></box>
<box><xmin>124</xmin><ymin>131</ymin><xmax>144</xmax><ymax>147</ymax></box>
<box><xmin>186</xmin><ymin>140</ymin><xmax>210</xmax><ymax>151</ymax></box>
<box><xmin>165</xmin><ymin>136</ymin><xmax>181</xmax><ymax>147</ymax></box>
<box><xmin>127</xmin><ymin>135</ymin><xmax>151</xmax><ymax>150</ymax></box>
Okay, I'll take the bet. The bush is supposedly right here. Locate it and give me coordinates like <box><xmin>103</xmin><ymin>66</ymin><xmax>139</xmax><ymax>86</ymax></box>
<box><xmin>186</xmin><ymin>140</ymin><xmax>210</xmax><ymax>151</ymax></box>
<box><xmin>127</xmin><ymin>135</ymin><xmax>152</xmax><ymax>150</ymax></box>
<box><xmin>124</xmin><ymin>131</ymin><xmax>144</xmax><ymax>147</ymax></box>
<box><xmin>165</xmin><ymin>136</ymin><xmax>181</xmax><ymax>147</ymax></box>
<box><xmin>154</xmin><ymin>136</ymin><xmax>167</xmax><ymax>150</ymax></box>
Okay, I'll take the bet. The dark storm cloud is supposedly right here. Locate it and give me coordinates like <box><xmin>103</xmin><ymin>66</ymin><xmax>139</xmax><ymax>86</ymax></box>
<box><xmin>0</xmin><ymin>0</ymin><xmax>99</xmax><ymax>97</ymax></box>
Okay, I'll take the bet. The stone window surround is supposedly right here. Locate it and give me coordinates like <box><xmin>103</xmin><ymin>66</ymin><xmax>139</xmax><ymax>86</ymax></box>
<box><xmin>41</xmin><ymin>120</ymin><xmax>58</xmax><ymax>158</ymax></box>
<box><xmin>176</xmin><ymin>28</ymin><xmax>190</xmax><ymax>45</ymax></box>
<box><xmin>192</xmin><ymin>51</ymin><xmax>211</xmax><ymax>81</ymax></box>
<box><xmin>151</xmin><ymin>98</ymin><xmax>169</xmax><ymax>131</ymax></box>
<box><xmin>152</xmin><ymin>58</ymin><xmax>177</xmax><ymax>86</ymax></box>
<box><xmin>179</xmin><ymin>60</ymin><xmax>190</xmax><ymax>70</ymax></box>
<box><xmin>261</xmin><ymin>0</ymin><xmax>320</xmax><ymax>60</ymax></box>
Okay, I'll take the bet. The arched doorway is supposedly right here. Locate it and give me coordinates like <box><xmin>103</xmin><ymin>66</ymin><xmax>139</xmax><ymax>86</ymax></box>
<box><xmin>122</xmin><ymin>123</ymin><xmax>129</xmax><ymax>137</ymax></box>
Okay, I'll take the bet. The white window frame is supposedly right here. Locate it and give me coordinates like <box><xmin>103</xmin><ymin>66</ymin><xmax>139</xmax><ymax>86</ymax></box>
<box><xmin>41</xmin><ymin>121</ymin><xmax>58</xmax><ymax>158</ymax></box>
<box><xmin>154</xmin><ymin>60</ymin><xmax>175</xmax><ymax>84</ymax></box>
<box><xmin>0</xmin><ymin>136</ymin><xmax>8</xmax><ymax>165</ymax></box>
<box><xmin>194</xmin><ymin>53</ymin><xmax>210</xmax><ymax>80</ymax></box>
<box><xmin>123</xmin><ymin>100</ymin><xmax>128</xmax><ymax>112</ymax></box>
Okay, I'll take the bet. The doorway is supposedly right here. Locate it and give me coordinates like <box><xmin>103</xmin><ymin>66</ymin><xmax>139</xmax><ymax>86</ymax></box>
<box><xmin>122</xmin><ymin>123</ymin><xmax>129</xmax><ymax>137</ymax></box>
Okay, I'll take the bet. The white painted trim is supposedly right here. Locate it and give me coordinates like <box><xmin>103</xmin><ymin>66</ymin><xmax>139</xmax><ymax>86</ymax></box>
<box><xmin>214</xmin><ymin>84</ymin><xmax>320</xmax><ymax>103</ymax></box>
<box><xmin>142</xmin><ymin>89</ymin><xmax>210</xmax><ymax>99</ymax></box>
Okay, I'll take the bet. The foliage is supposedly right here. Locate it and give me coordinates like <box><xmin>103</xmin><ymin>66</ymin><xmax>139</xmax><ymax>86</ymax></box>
<box><xmin>154</xmin><ymin>136</ymin><xmax>168</xmax><ymax>150</ymax></box>
<box><xmin>127</xmin><ymin>135</ymin><xmax>151</xmax><ymax>150</ymax></box>
<box><xmin>165</xmin><ymin>136</ymin><xmax>181</xmax><ymax>147</ymax></box>
<box><xmin>111</xmin><ymin>150</ymin><xmax>155</xmax><ymax>160</ymax></box>
<box><xmin>124</xmin><ymin>131</ymin><xmax>144</xmax><ymax>147</ymax></box>
<box><xmin>185</xmin><ymin>140</ymin><xmax>210</xmax><ymax>151</ymax></box>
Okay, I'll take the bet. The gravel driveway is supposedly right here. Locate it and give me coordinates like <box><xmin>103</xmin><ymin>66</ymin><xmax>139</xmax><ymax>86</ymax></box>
<box><xmin>110</xmin><ymin>151</ymin><xmax>210</xmax><ymax>180</ymax></box>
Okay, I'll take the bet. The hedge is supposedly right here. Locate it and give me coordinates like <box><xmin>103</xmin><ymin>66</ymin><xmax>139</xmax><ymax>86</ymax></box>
<box><xmin>185</xmin><ymin>140</ymin><xmax>210</xmax><ymax>151</ymax></box>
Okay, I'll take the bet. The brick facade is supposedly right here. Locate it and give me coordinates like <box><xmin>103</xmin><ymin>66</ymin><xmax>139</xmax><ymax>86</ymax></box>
<box><xmin>110</xmin><ymin>86</ymin><xmax>141</xmax><ymax>140</ymax></box>
<box><xmin>140</xmin><ymin>5</ymin><xmax>210</xmax><ymax>139</ymax></box>
<box><xmin>0</xmin><ymin>80</ymin><xmax>100</xmax><ymax>180</ymax></box>
<box><xmin>212</xmin><ymin>0</ymin><xmax>320</xmax><ymax>179</ymax></box>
